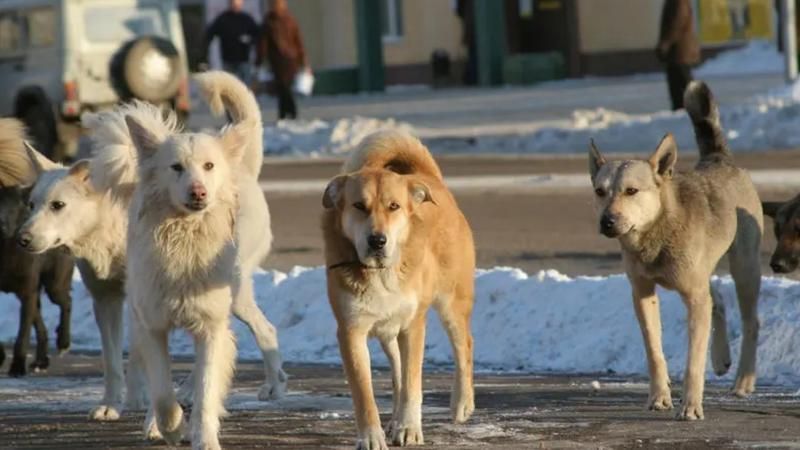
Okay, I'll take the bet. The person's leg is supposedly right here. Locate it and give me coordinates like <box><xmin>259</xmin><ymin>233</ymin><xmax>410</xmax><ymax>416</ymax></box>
<box><xmin>276</xmin><ymin>83</ymin><xmax>289</xmax><ymax>120</ymax></box>
<box><xmin>666</xmin><ymin>63</ymin><xmax>683</xmax><ymax>111</ymax></box>
<box><xmin>287</xmin><ymin>90</ymin><xmax>297</xmax><ymax>119</ymax></box>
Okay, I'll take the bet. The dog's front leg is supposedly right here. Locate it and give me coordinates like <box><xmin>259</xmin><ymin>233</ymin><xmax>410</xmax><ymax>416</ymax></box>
<box><xmin>136</xmin><ymin>322</ymin><xmax>185</xmax><ymax>444</ymax></box>
<box><xmin>678</xmin><ymin>289</ymin><xmax>712</xmax><ymax>421</ymax></box>
<box><xmin>631</xmin><ymin>278</ymin><xmax>673</xmax><ymax>411</ymax></box>
<box><xmin>88</xmin><ymin>297</ymin><xmax>125</xmax><ymax>421</ymax></box>
<box><xmin>338</xmin><ymin>326</ymin><xmax>386</xmax><ymax>450</ymax></box>
<box><xmin>190</xmin><ymin>321</ymin><xmax>236</xmax><ymax>450</ymax></box>
<box><xmin>392</xmin><ymin>315</ymin><xmax>426</xmax><ymax>447</ymax></box>
<box><xmin>379</xmin><ymin>337</ymin><xmax>402</xmax><ymax>437</ymax></box>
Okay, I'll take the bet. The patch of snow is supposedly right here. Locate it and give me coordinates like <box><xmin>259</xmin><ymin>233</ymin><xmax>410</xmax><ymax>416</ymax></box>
<box><xmin>696</xmin><ymin>40</ymin><xmax>784</xmax><ymax>77</ymax></box>
<box><xmin>1</xmin><ymin>267</ymin><xmax>799</xmax><ymax>386</ymax></box>
<box><xmin>263</xmin><ymin>116</ymin><xmax>414</xmax><ymax>156</ymax></box>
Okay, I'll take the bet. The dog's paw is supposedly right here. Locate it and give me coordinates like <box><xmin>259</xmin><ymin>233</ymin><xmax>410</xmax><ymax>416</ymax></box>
<box><xmin>88</xmin><ymin>404</ymin><xmax>122</xmax><ymax>421</ymax></box>
<box><xmin>191</xmin><ymin>435</ymin><xmax>222</xmax><ymax>450</ymax></box>
<box><xmin>257</xmin><ymin>370</ymin><xmax>289</xmax><ymax>401</ymax></box>
<box><xmin>647</xmin><ymin>390</ymin><xmax>674</xmax><ymax>411</ymax></box>
<box><xmin>56</xmin><ymin>328</ymin><xmax>70</xmax><ymax>354</ymax></box>
<box><xmin>731</xmin><ymin>374</ymin><xmax>756</xmax><ymax>397</ymax></box>
<box><xmin>675</xmin><ymin>402</ymin><xmax>704</xmax><ymax>421</ymax></box>
<box><xmin>29</xmin><ymin>357</ymin><xmax>50</xmax><ymax>373</ymax></box>
<box><xmin>143</xmin><ymin>410</ymin><xmax>162</xmax><ymax>441</ymax></box>
<box><xmin>391</xmin><ymin>422</ymin><xmax>424</xmax><ymax>447</ymax></box>
<box><xmin>450</xmin><ymin>391</ymin><xmax>475</xmax><ymax>423</ymax></box>
<box><xmin>8</xmin><ymin>357</ymin><xmax>27</xmax><ymax>377</ymax></box>
<box><xmin>157</xmin><ymin>405</ymin><xmax>186</xmax><ymax>446</ymax></box>
<box><xmin>356</xmin><ymin>427</ymin><xmax>388</xmax><ymax>450</ymax></box>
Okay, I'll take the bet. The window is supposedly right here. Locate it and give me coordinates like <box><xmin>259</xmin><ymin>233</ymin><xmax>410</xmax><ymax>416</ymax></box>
<box><xmin>27</xmin><ymin>7</ymin><xmax>56</xmax><ymax>47</ymax></box>
<box><xmin>381</xmin><ymin>0</ymin><xmax>403</xmax><ymax>42</ymax></box>
<box><xmin>0</xmin><ymin>12</ymin><xmax>22</xmax><ymax>53</ymax></box>
<box><xmin>83</xmin><ymin>6</ymin><xmax>167</xmax><ymax>43</ymax></box>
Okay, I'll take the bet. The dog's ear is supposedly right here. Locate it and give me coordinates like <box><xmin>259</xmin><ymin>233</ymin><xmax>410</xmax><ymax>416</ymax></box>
<box><xmin>67</xmin><ymin>159</ymin><xmax>92</xmax><ymax>185</ymax></box>
<box><xmin>323</xmin><ymin>175</ymin><xmax>348</xmax><ymax>209</ymax></box>
<box><xmin>125</xmin><ymin>115</ymin><xmax>161</xmax><ymax>159</ymax></box>
<box><xmin>589</xmin><ymin>139</ymin><xmax>606</xmax><ymax>180</ymax></box>
<box><xmin>220</xmin><ymin>125</ymin><xmax>247</xmax><ymax>164</ymax></box>
<box><xmin>648</xmin><ymin>134</ymin><xmax>678</xmax><ymax>179</ymax></box>
<box><xmin>24</xmin><ymin>141</ymin><xmax>60</xmax><ymax>175</ymax></box>
<box><xmin>410</xmin><ymin>181</ymin><xmax>436</xmax><ymax>205</ymax></box>
<box><xmin>762</xmin><ymin>201</ymin><xmax>784</xmax><ymax>219</ymax></box>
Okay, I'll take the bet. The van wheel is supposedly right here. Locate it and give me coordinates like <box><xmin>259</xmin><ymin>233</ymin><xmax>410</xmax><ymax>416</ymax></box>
<box><xmin>112</xmin><ymin>37</ymin><xmax>183</xmax><ymax>103</ymax></box>
<box><xmin>20</xmin><ymin>102</ymin><xmax>61</xmax><ymax>162</ymax></box>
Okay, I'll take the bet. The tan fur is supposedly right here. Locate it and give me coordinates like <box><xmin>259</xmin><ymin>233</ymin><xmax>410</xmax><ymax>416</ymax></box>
<box><xmin>589</xmin><ymin>81</ymin><xmax>762</xmax><ymax>421</ymax></box>
<box><xmin>322</xmin><ymin>130</ymin><xmax>475</xmax><ymax>450</ymax></box>
<box><xmin>0</xmin><ymin>119</ymin><xmax>37</xmax><ymax>187</ymax></box>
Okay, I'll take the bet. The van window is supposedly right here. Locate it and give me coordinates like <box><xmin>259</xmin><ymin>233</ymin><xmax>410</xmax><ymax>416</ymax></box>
<box><xmin>83</xmin><ymin>6</ymin><xmax>167</xmax><ymax>43</ymax></box>
<box><xmin>0</xmin><ymin>12</ymin><xmax>22</xmax><ymax>53</ymax></box>
<box><xmin>28</xmin><ymin>7</ymin><xmax>56</xmax><ymax>47</ymax></box>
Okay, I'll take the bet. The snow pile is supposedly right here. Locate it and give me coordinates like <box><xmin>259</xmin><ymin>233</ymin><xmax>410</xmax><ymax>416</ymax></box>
<box><xmin>695</xmin><ymin>40</ymin><xmax>783</xmax><ymax>77</ymax></box>
<box><xmin>263</xmin><ymin>116</ymin><xmax>414</xmax><ymax>156</ymax></box>
<box><xmin>2</xmin><ymin>267</ymin><xmax>799</xmax><ymax>385</ymax></box>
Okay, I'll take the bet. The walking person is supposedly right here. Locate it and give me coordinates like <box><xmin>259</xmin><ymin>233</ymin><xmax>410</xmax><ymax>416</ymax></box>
<box><xmin>257</xmin><ymin>0</ymin><xmax>308</xmax><ymax>120</ymax></box>
<box><xmin>203</xmin><ymin>0</ymin><xmax>260</xmax><ymax>85</ymax></box>
<box><xmin>657</xmin><ymin>0</ymin><xmax>701</xmax><ymax>110</ymax></box>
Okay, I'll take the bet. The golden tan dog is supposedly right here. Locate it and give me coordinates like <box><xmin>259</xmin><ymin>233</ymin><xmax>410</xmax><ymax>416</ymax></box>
<box><xmin>322</xmin><ymin>130</ymin><xmax>475</xmax><ymax>450</ymax></box>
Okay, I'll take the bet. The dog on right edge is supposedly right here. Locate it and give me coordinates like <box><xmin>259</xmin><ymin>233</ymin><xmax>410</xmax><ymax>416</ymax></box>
<box><xmin>589</xmin><ymin>81</ymin><xmax>762</xmax><ymax>420</ymax></box>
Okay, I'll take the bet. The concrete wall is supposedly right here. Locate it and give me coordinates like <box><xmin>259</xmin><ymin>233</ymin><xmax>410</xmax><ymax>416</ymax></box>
<box><xmin>577</xmin><ymin>0</ymin><xmax>663</xmax><ymax>53</ymax></box>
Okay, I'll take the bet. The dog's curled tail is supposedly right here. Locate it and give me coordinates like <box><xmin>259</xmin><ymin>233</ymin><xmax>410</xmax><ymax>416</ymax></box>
<box><xmin>0</xmin><ymin>119</ymin><xmax>37</xmax><ymax>187</ymax></box>
<box><xmin>342</xmin><ymin>129</ymin><xmax>443</xmax><ymax>181</ymax></box>
<box><xmin>194</xmin><ymin>71</ymin><xmax>263</xmax><ymax>178</ymax></box>
<box><xmin>684</xmin><ymin>80</ymin><xmax>729</xmax><ymax>158</ymax></box>
<box><xmin>83</xmin><ymin>101</ymin><xmax>181</xmax><ymax>196</ymax></box>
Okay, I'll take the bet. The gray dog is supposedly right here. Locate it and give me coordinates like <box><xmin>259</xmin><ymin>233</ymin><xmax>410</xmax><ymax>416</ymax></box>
<box><xmin>589</xmin><ymin>81</ymin><xmax>762</xmax><ymax>420</ymax></box>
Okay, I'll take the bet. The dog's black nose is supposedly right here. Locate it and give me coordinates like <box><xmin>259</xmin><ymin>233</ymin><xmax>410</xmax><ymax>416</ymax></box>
<box><xmin>367</xmin><ymin>233</ymin><xmax>387</xmax><ymax>250</ymax></box>
<box><xmin>17</xmin><ymin>232</ymin><xmax>31</xmax><ymax>249</ymax></box>
<box><xmin>600</xmin><ymin>214</ymin><xmax>616</xmax><ymax>232</ymax></box>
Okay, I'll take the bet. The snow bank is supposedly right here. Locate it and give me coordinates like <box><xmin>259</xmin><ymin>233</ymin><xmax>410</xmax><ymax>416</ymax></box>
<box><xmin>695</xmin><ymin>40</ymin><xmax>783</xmax><ymax>77</ymax></box>
<box><xmin>2</xmin><ymin>267</ymin><xmax>799</xmax><ymax>386</ymax></box>
<box><xmin>263</xmin><ymin>116</ymin><xmax>414</xmax><ymax>156</ymax></box>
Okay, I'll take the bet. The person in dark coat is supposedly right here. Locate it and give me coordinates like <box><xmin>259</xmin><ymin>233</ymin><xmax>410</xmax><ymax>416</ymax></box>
<box><xmin>257</xmin><ymin>0</ymin><xmax>308</xmax><ymax>120</ymax></box>
<box><xmin>203</xmin><ymin>0</ymin><xmax>260</xmax><ymax>84</ymax></box>
<box><xmin>657</xmin><ymin>0</ymin><xmax>701</xmax><ymax>110</ymax></box>
<box><xmin>456</xmin><ymin>0</ymin><xmax>477</xmax><ymax>85</ymax></box>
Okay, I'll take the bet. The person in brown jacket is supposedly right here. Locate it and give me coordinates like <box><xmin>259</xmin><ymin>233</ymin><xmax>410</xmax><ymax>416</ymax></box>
<box><xmin>257</xmin><ymin>0</ymin><xmax>307</xmax><ymax>119</ymax></box>
<box><xmin>657</xmin><ymin>0</ymin><xmax>701</xmax><ymax>110</ymax></box>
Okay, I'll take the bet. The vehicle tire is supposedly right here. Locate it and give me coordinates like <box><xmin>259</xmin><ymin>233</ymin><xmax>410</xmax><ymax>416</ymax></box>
<box><xmin>112</xmin><ymin>36</ymin><xmax>183</xmax><ymax>103</ymax></box>
<box><xmin>19</xmin><ymin>101</ymin><xmax>60</xmax><ymax>162</ymax></box>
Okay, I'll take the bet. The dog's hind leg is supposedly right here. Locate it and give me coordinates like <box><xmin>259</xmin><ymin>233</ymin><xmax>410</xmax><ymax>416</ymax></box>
<box><xmin>190</xmin><ymin>322</ymin><xmax>236</xmax><ymax>450</ymax></box>
<box><xmin>379</xmin><ymin>336</ymin><xmax>402</xmax><ymax>436</ymax></box>
<box><xmin>710</xmin><ymin>284</ymin><xmax>732</xmax><ymax>376</ymax></box>
<box><xmin>231</xmin><ymin>271</ymin><xmax>287</xmax><ymax>401</ymax></box>
<box><xmin>30</xmin><ymin>298</ymin><xmax>51</xmax><ymax>373</ymax></box>
<box><xmin>134</xmin><ymin>321</ymin><xmax>185</xmax><ymax>445</ymax></box>
<box><xmin>9</xmin><ymin>290</ymin><xmax>38</xmax><ymax>377</ymax></box>
<box><xmin>88</xmin><ymin>297</ymin><xmax>125</xmax><ymax>421</ymax></box>
<box><xmin>125</xmin><ymin>330</ymin><xmax>149</xmax><ymax>411</ymax></box>
<box><xmin>43</xmin><ymin>265</ymin><xmax>73</xmax><ymax>355</ymax></box>
<box><xmin>630</xmin><ymin>277</ymin><xmax>673</xmax><ymax>411</ymax></box>
<box><xmin>436</xmin><ymin>291</ymin><xmax>475</xmax><ymax>424</ymax></box>
<box><xmin>728</xmin><ymin>240</ymin><xmax>761</xmax><ymax>397</ymax></box>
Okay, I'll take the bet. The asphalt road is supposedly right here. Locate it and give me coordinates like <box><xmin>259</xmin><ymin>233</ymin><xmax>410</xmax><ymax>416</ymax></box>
<box><xmin>2</xmin><ymin>355</ymin><xmax>799</xmax><ymax>449</ymax></box>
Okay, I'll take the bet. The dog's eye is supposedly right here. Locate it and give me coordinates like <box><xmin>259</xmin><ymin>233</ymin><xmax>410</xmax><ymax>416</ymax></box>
<box><xmin>50</xmin><ymin>201</ymin><xmax>65</xmax><ymax>211</ymax></box>
<box><xmin>353</xmin><ymin>202</ymin><xmax>367</xmax><ymax>211</ymax></box>
<box><xmin>625</xmin><ymin>187</ymin><xmax>639</xmax><ymax>196</ymax></box>
<box><xmin>203</xmin><ymin>162</ymin><xmax>214</xmax><ymax>171</ymax></box>
<box><xmin>594</xmin><ymin>188</ymin><xmax>606</xmax><ymax>197</ymax></box>
<box><xmin>27</xmin><ymin>201</ymin><xmax>34</xmax><ymax>211</ymax></box>
<box><xmin>170</xmin><ymin>163</ymin><xmax>184</xmax><ymax>173</ymax></box>
<box><xmin>388</xmin><ymin>202</ymin><xmax>400</xmax><ymax>211</ymax></box>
